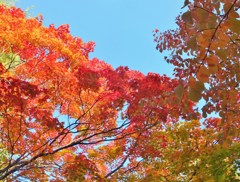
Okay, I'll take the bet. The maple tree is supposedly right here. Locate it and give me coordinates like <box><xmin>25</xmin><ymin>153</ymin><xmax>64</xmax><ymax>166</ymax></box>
<box><xmin>0</xmin><ymin>2</ymin><xmax>194</xmax><ymax>181</ymax></box>
<box><xmin>0</xmin><ymin>0</ymin><xmax>239</xmax><ymax>181</ymax></box>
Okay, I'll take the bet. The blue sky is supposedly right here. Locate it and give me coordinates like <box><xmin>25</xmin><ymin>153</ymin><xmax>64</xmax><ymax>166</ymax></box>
<box><xmin>16</xmin><ymin>0</ymin><xmax>184</xmax><ymax>76</ymax></box>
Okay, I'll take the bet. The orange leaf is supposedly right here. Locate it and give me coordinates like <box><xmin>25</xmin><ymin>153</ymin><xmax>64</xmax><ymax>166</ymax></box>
<box><xmin>182</xmin><ymin>11</ymin><xmax>193</xmax><ymax>24</ymax></box>
<box><xmin>206</xmin><ymin>55</ymin><xmax>219</xmax><ymax>74</ymax></box>
<box><xmin>196</xmin><ymin>66</ymin><xmax>210</xmax><ymax>83</ymax></box>
<box><xmin>189</xmin><ymin>88</ymin><xmax>202</xmax><ymax>102</ymax></box>
<box><xmin>175</xmin><ymin>81</ymin><xmax>184</xmax><ymax>98</ymax></box>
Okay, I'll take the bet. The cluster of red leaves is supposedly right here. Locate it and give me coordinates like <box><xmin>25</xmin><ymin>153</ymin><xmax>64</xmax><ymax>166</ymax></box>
<box><xmin>0</xmin><ymin>4</ymin><xmax>196</xmax><ymax>180</ymax></box>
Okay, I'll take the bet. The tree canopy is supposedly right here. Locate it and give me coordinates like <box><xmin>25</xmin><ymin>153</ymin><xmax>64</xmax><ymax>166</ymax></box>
<box><xmin>0</xmin><ymin>0</ymin><xmax>239</xmax><ymax>181</ymax></box>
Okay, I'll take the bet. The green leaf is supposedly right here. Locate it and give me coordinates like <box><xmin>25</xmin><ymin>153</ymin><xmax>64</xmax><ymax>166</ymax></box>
<box><xmin>0</xmin><ymin>52</ymin><xmax>21</xmax><ymax>70</ymax></box>
<box><xmin>217</xmin><ymin>174</ymin><xmax>226</xmax><ymax>182</ymax></box>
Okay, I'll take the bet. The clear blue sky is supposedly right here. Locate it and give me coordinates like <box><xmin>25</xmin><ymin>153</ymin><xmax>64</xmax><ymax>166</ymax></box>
<box><xmin>16</xmin><ymin>0</ymin><xmax>184</xmax><ymax>76</ymax></box>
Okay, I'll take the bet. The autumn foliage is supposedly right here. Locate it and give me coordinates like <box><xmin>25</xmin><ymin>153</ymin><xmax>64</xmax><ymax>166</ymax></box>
<box><xmin>0</xmin><ymin>0</ymin><xmax>239</xmax><ymax>181</ymax></box>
